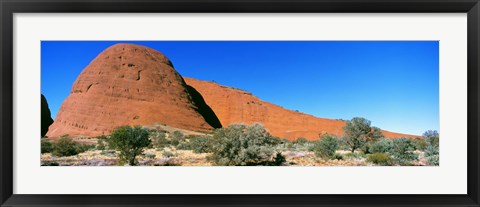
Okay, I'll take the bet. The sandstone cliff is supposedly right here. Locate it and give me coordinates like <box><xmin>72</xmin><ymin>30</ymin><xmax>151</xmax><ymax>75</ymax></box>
<box><xmin>184</xmin><ymin>77</ymin><xmax>418</xmax><ymax>140</ymax></box>
<box><xmin>47</xmin><ymin>44</ymin><xmax>218</xmax><ymax>137</ymax></box>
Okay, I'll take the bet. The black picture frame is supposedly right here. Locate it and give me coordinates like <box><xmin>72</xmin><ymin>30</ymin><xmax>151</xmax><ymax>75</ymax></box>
<box><xmin>1</xmin><ymin>0</ymin><xmax>479</xmax><ymax>206</ymax></box>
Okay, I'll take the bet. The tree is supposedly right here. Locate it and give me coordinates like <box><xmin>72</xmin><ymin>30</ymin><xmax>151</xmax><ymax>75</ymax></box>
<box><xmin>390</xmin><ymin>138</ymin><xmax>417</xmax><ymax>165</ymax></box>
<box><xmin>313</xmin><ymin>134</ymin><xmax>339</xmax><ymax>159</ymax></box>
<box><xmin>209</xmin><ymin>123</ymin><xmax>285</xmax><ymax>166</ymax></box>
<box><xmin>342</xmin><ymin>117</ymin><xmax>383</xmax><ymax>153</ymax></box>
<box><xmin>108</xmin><ymin>126</ymin><xmax>151</xmax><ymax>166</ymax></box>
<box><xmin>423</xmin><ymin>130</ymin><xmax>439</xmax><ymax>165</ymax></box>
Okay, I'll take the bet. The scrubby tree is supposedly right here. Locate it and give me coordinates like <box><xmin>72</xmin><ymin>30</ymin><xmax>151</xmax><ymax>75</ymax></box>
<box><xmin>51</xmin><ymin>135</ymin><xmax>93</xmax><ymax>157</ymax></box>
<box><xmin>369</xmin><ymin>139</ymin><xmax>394</xmax><ymax>154</ymax></box>
<box><xmin>423</xmin><ymin>130</ymin><xmax>439</xmax><ymax>165</ymax></box>
<box><xmin>170</xmin><ymin>131</ymin><xmax>185</xmax><ymax>146</ymax></box>
<box><xmin>188</xmin><ymin>135</ymin><xmax>213</xmax><ymax>153</ymax></box>
<box><xmin>342</xmin><ymin>117</ymin><xmax>383</xmax><ymax>153</ymax></box>
<box><xmin>390</xmin><ymin>138</ymin><xmax>417</xmax><ymax>165</ymax></box>
<box><xmin>149</xmin><ymin>129</ymin><xmax>169</xmax><ymax>148</ymax></box>
<box><xmin>313</xmin><ymin>134</ymin><xmax>339</xmax><ymax>159</ymax></box>
<box><xmin>209</xmin><ymin>123</ymin><xmax>285</xmax><ymax>166</ymax></box>
<box><xmin>108</xmin><ymin>126</ymin><xmax>151</xmax><ymax>166</ymax></box>
<box><xmin>41</xmin><ymin>139</ymin><xmax>53</xmax><ymax>154</ymax></box>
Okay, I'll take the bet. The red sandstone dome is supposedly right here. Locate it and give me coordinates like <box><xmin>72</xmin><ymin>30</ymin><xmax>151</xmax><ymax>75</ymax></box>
<box><xmin>46</xmin><ymin>44</ymin><xmax>217</xmax><ymax>137</ymax></box>
<box><xmin>184</xmin><ymin>77</ymin><xmax>419</xmax><ymax>140</ymax></box>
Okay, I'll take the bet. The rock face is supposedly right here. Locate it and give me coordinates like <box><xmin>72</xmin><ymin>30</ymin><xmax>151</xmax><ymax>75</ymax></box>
<box><xmin>46</xmin><ymin>44</ymin><xmax>217</xmax><ymax>137</ymax></box>
<box><xmin>41</xmin><ymin>94</ymin><xmax>54</xmax><ymax>137</ymax></box>
<box><xmin>184</xmin><ymin>77</ymin><xmax>419</xmax><ymax>140</ymax></box>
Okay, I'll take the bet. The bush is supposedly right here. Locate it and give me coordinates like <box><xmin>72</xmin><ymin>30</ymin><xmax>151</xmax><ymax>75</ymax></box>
<box><xmin>367</xmin><ymin>153</ymin><xmax>393</xmax><ymax>166</ymax></box>
<box><xmin>162</xmin><ymin>151</ymin><xmax>174</xmax><ymax>158</ymax></box>
<box><xmin>313</xmin><ymin>134</ymin><xmax>339</xmax><ymax>159</ymax></box>
<box><xmin>107</xmin><ymin>126</ymin><xmax>151</xmax><ymax>166</ymax></box>
<box><xmin>390</xmin><ymin>138</ymin><xmax>417</xmax><ymax>165</ymax></box>
<box><xmin>144</xmin><ymin>153</ymin><xmax>156</xmax><ymax>159</ymax></box>
<box><xmin>149</xmin><ymin>129</ymin><xmax>169</xmax><ymax>149</ymax></box>
<box><xmin>423</xmin><ymin>130</ymin><xmax>439</xmax><ymax>166</ymax></box>
<box><xmin>52</xmin><ymin>135</ymin><xmax>92</xmax><ymax>157</ymax></box>
<box><xmin>209</xmin><ymin>124</ymin><xmax>285</xmax><ymax>166</ymax></box>
<box><xmin>412</xmin><ymin>138</ymin><xmax>428</xmax><ymax>151</ymax></box>
<box><xmin>334</xmin><ymin>153</ymin><xmax>343</xmax><ymax>160</ymax></box>
<box><xmin>41</xmin><ymin>139</ymin><xmax>53</xmax><ymax>153</ymax></box>
<box><xmin>342</xmin><ymin>117</ymin><xmax>383</xmax><ymax>153</ymax></box>
<box><xmin>369</xmin><ymin>139</ymin><xmax>394</xmax><ymax>154</ymax></box>
<box><xmin>188</xmin><ymin>135</ymin><xmax>213</xmax><ymax>153</ymax></box>
<box><xmin>96</xmin><ymin>139</ymin><xmax>106</xmax><ymax>150</ymax></box>
<box><xmin>170</xmin><ymin>131</ymin><xmax>185</xmax><ymax>146</ymax></box>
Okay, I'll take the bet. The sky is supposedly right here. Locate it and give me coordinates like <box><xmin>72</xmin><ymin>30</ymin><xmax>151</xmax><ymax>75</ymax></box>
<box><xmin>41</xmin><ymin>41</ymin><xmax>439</xmax><ymax>135</ymax></box>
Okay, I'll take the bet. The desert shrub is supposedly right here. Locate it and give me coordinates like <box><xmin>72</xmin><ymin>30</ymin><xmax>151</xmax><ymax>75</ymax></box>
<box><xmin>52</xmin><ymin>136</ymin><xmax>85</xmax><ymax>157</ymax></box>
<box><xmin>77</xmin><ymin>143</ymin><xmax>96</xmax><ymax>153</ymax></box>
<box><xmin>41</xmin><ymin>139</ymin><xmax>53</xmax><ymax>153</ymax></box>
<box><xmin>343</xmin><ymin>117</ymin><xmax>383</xmax><ymax>153</ymax></box>
<box><xmin>423</xmin><ymin>130</ymin><xmax>439</xmax><ymax>166</ymax></box>
<box><xmin>209</xmin><ymin>124</ymin><xmax>285</xmax><ymax>166</ymax></box>
<box><xmin>149</xmin><ymin>129</ymin><xmax>169</xmax><ymax>148</ymax></box>
<box><xmin>96</xmin><ymin>139</ymin><xmax>106</xmax><ymax>150</ymax></box>
<box><xmin>334</xmin><ymin>153</ymin><xmax>343</xmax><ymax>160</ymax></box>
<box><xmin>412</xmin><ymin>138</ymin><xmax>428</xmax><ymax>151</ymax></box>
<box><xmin>294</xmin><ymin>137</ymin><xmax>309</xmax><ymax>144</ymax></box>
<box><xmin>313</xmin><ymin>134</ymin><xmax>339</xmax><ymax>159</ymax></box>
<box><xmin>107</xmin><ymin>125</ymin><xmax>151</xmax><ymax>166</ymax></box>
<box><xmin>390</xmin><ymin>138</ymin><xmax>417</xmax><ymax>165</ymax></box>
<box><xmin>367</xmin><ymin>153</ymin><xmax>393</xmax><ymax>166</ymax></box>
<box><xmin>170</xmin><ymin>131</ymin><xmax>185</xmax><ymax>146</ymax></box>
<box><xmin>162</xmin><ymin>151</ymin><xmax>174</xmax><ymax>158</ymax></box>
<box><xmin>188</xmin><ymin>135</ymin><xmax>213</xmax><ymax>153</ymax></box>
<box><xmin>369</xmin><ymin>139</ymin><xmax>394</xmax><ymax>154</ymax></box>
<box><xmin>144</xmin><ymin>153</ymin><xmax>156</xmax><ymax>159</ymax></box>
<box><xmin>426</xmin><ymin>154</ymin><xmax>439</xmax><ymax>166</ymax></box>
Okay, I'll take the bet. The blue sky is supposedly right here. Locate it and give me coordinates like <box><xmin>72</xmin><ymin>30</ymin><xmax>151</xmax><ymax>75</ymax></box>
<box><xmin>41</xmin><ymin>41</ymin><xmax>439</xmax><ymax>135</ymax></box>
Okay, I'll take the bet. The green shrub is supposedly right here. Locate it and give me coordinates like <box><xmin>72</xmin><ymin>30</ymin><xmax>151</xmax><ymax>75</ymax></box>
<box><xmin>209</xmin><ymin>124</ymin><xmax>285</xmax><ymax>166</ymax></box>
<box><xmin>369</xmin><ymin>139</ymin><xmax>394</xmax><ymax>154</ymax></box>
<box><xmin>313</xmin><ymin>134</ymin><xmax>339</xmax><ymax>159</ymax></box>
<box><xmin>426</xmin><ymin>154</ymin><xmax>439</xmax><ymax>165</ymax></box>
<box><xmin>162</xmin><ymin>151</ymin><xmax>174</xmax><ymax>158</ymax></box>
<box><xmin>96</xmin><ymin>139</ymin><xmax>106</xmax><ymax>150</ymax></box>
<box><xmin>334</xmin><ymin>153</ymin><xmax>343</xmax><ymax>160</ymax></box>
<box><xmin>144</xmin><ymin>153</ymin><xmax>156</xmax><ymax>159</ymax></box>
<box><xmin>390</xmin><ymin>138</ymin><xmax>417</xmax><ymax>165</ymax></box>
<box><xmin>188</xmin><ymin>135</ymin><xmax>213</xmax><ymax>153</ymax></box>
<box><xmin>170</xmin><ymin>131</ymin><xmax>185</xmax><ymax>146</ymax></box>
<box><xmin>423</xmin><ymin>130</ymin><xmax>439</xmax><ymax>166</ymax></box>
<box><xmin>412</xmin><ymin>138</ymin><xmax>428</xmax><ymax>151</ymax></box>
<box><xmin>107</xmin><ymin>126</ymin><xmax>151</xmax><ymax>166</ymax></box>
<box><xmin>342</xmin><ymin>117</ymin><xmax>383</xmax><ymax>153</ymax></box>
<box><xmin>367</xmin><ymin>153</ymin><xmax>393</xmax><ymax>166</ymax></box>
<box><xmin>149</xmin><ymin>129</ymin><xmax>169</xmax><ymax>149</ymax></box>
<box><xmin>41</xmin><ymin>139</ymin><xmax>53</xmax><ymax>153</ymax></box>
<box><xmin>52</xmin><ymin>135</ymin><xmax>88</xmax><ymax>157</ymax></box>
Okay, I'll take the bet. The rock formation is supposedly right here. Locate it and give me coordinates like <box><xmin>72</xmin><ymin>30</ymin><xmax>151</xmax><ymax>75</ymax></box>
<box><xmin>41</xmin><ymin>94</ymin><xmax>54</xmax><ymax>137</ymax></box>
<box><xmin>46</xmin><ymin>44</ymin><xmax>218</xmax><ymax>137</ymax></box>
<box><xmin>184</xmin><ymin>77</ymin><xmax>419</xmax><ymax>140</ymax></box>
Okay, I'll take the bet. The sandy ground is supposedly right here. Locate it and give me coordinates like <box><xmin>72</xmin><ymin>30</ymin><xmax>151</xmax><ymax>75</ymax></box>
<box><xmin>40</xmin><ymin>148</ymin><xmax>428</xmax><ymax>167</ymax></box>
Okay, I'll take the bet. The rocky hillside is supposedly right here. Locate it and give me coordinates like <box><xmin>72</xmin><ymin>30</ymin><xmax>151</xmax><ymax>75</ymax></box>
<box><xmin>184</xmin><ymin>77</ymin><xmax>419</xmax><ymax>140</ymax></box>
<box><xmin>46</xmin><ymin>44</ymin><xmax>218</xmax><ymax>137</ymax></box>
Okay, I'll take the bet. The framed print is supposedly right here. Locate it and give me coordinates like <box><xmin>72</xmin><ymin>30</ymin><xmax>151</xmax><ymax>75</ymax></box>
<box><xmin>1</xmin><ymin>0</ymin><xmax>479</xmax><ymax>206</ymax></box>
